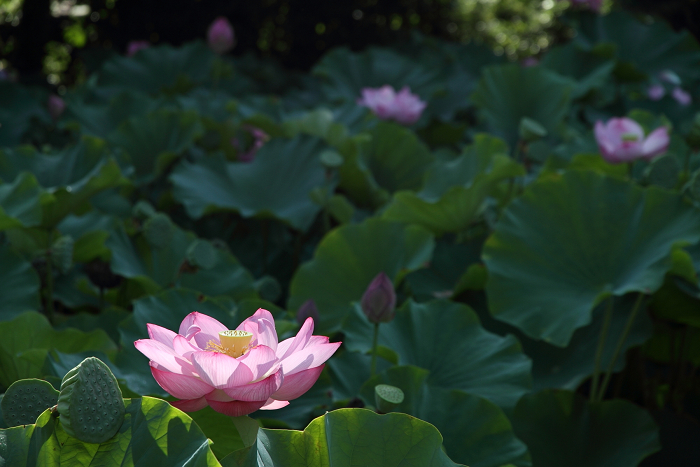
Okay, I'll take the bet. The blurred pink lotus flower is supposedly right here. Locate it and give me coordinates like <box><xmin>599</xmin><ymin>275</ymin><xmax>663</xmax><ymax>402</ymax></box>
<box><xmin>208</xmin><ymin>17</ymin><xmax>235</xmax><ymax>55</ymax></box>
<box><xmin>126</xmin><ymin>40</ymin><xmax>150</xmax><ymax>57</ymax></box>
<box><xmin>47</xmin><ymin>95</ymin><xmax>66</xmax><ymax>120</ymax></box>
<box><xmin>647</xmin><ymin>84</ymin><xmax>665</xmax><ymax>101</ymax></box>
<box><xmin>134</xmin><ymin>309</ymin><xmax>340</xmax><ymax>417</ymax></box>
<box><xmin>672</xmin><ymin>87</ymin><xmax>692</xmax><ymax>106</ymax></box>
<box><xmin>231</xmin><ymin>125</ymin><xmax>269</xmax><ymax>162</ymax></box>
<box><xmin>594</xmin><ymin>117</ymin><xmax>669</xmax><ymax>164</ymax></box>
<box><xmin>568</xmin><ymin>0</ymin><xmax>602</xmax><ymax>12</ymax></box>
<box><xmin>357</xmin><ymin>85</ymin><xmax>427</xmax><ymax>125</ymax></box>
<box><xmin>521</xmin><ymin>57</ymin><xmax>539</xmax><ymax>68</ymax></box>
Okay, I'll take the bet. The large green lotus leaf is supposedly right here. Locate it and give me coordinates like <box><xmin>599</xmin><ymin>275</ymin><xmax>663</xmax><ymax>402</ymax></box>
<box><xmin>0</xmin><ymin>173</ymin><xmax>44</xmax><ymax>230</ymax></box>
<box><xmin>343</xmin><ymin>299</ymin><xmax>531</xmax><ymax>410</ymax></box>
<box><xmin>471</xmin><ymin>64</ymin><xmax>572</xmax><ymax>146</ymax></box>
<box><xmin>312</xmin><ymin>47</ymin><xmax>441</xmax><ymax>106</ymax></box>
<box><xmin>106</xmin><ymin>223</ymin><xmax>191</xmax><ymax>293</ymax></box>
<box><xmin>0</xmin><ymin>244</ymin><xmax>41</xmax><ymax>322</ymax></box>
<box><xmin>180</xmin><ymin>252</ymin><xmax>258</xmax><ymax>302</ymax></box>
<box><xmin>171</xmin><ymin>136</ymin><xmax>329</xmax><ymax>231</ymax></box>
<box><xmin>574</xmin><ymin>11</ymin><xmax>700</xmax><ymax>82</ymax></box>
<box><xmin>0</xmin><ymin>83</ymin><xmax>49</xmax><ymax>147</ymax></box>
<box><xmin>96</xmin><ymin>42</ymin><xmax>217</xmax><ymax>97</ymax></box>
<box><xmin>325</xmin><ymin>349</ymin><xmax>396</xmax><ymax>403</ymax></box>
<box><xmin>382</xmin><ymin>136</ymin><xmax>522</xmax><ymax>235</ymax></box>
<box><xmin>287</xmin><ymin>219</ymin><xmax>434</xmax><ymax>332</ymax></box>
<box><xmin>0</xmin><ymin>312</ymin><xmax>116</xmax><ymax>390</ymax></box>
<box><xmin>66</xmin><ymin>90</ymin><xmax>160</xmax><ymax>139</ymax></box>
<box><xmin>512</xmin><ymin>390</ymin><xmax>660</xmax><ymax>467</ymax></box>
<box><xmin>359</xmin><ymin>366</ymin><xmax>530</xmax><ymax>467</ymax></box>
<box><xmin>108</xmin><ymin>109</ymin><xmax>203</xmax><ymax>183</ymax></box>
<box><xmin>649</xmin><ymin>276</ymin><xmax>700</xmax><ymax>327</ymax></box>
<box><xmin>225</xmin><ymin>408</ymin><xmax>463</xmax><ymax>467</ymax></box>
<box><xmin>0</xmin><ymin>137</ymin><xmax>126</xmax><ymax>227</ymax></box>
<box><xmin>521</xmin><ymin>294</ymin><xmax>653</xmax><ymax>391</ymax></box>
<box><xmin>0</xmin><ymin>399</ymin><xmax>220</xmax><ymax>466</ymax></box>
<box><xmin>483</xmin><ymin>170</ymin><xmax>700</xmax><ymax>346</ymax></box>
<box><xmin>540</xmin><ymin>42</ymin><xmax>615</xmax><ymax>98</ymax></box>
<box><xmin>189</xmin><ymin>407</ymin><xmax>247</xmax><ymax>460</ymax></box>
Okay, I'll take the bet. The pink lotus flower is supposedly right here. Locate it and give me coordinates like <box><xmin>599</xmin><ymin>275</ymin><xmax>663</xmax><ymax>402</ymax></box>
<box><xmin>594</xmin><ymin>117</ymin><xmax>669</xmax><ymax>164</ymax></box>
<box><xmin>207</xmin><ymin>17</ymin><xmax>235</xmax><ymax>55</ymax></box>
<box><xmin>47</xmin><ymin>95</ymin><xmax>66</xmax><ymax>120</ymax></box>
<box><xmin>672</xmin><ymin>87</ymin><xmax>692</xmax><ymax>106</ymax></box>
<box><xmin>357</xmin><ymin>85</ymin><xmax>427</xmax><ymax>125</ymax></box>
<box><xmin>126</xmin><ymin>40</ymin><xmax>150</xmax><ymax>57</ymax></box>
<box><xmin>647</xmin><ymin>84</ymin><xmax>665</xmax><ymax>101</ymax></box>
<box><xmin>134</xmin><ymin>309</ymin><xmax>340</xmax><ymax>417</ymax></box>
<box><xmin>231</xmin><ymin>125</ymin><xmax>269</xmax><ymax>162</ymax></box>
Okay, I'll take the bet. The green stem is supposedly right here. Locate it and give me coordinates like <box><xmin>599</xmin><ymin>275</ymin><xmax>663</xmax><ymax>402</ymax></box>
<box><xmin>597</xmin><ymin>293</ymin><xmax>645</xmax><ymax>402</ymax></box>
<box><xmin>45</xmin><ymin>230</ymin><xmax>54</xmax><ymax>324</ymax></box>
<box><xmin>590</xmin><ymin>297</ymin><xmax>614</xmax><ymax>402</ymax></box>
<box><xmin>370</xmin><ymin>322</ymin><xmax>380</xmax><ymax>376</ymax></box>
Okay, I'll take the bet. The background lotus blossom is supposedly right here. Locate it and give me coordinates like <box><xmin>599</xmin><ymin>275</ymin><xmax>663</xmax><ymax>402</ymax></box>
<box><xmin>647</xmin><ymin>84</ymin><xmax>665</xmax><ymax>101</ymax></box>
<box><xmin>672</xmin><ymin>87</ymin><xmax>692</xmax><ymax>106</ymax></box>
<box><xmin>594</xmin><ymin>117</ymin><xmax>669</xmax><ymax>164</ymax></box>
<box><xmin>47</xmin><ymin>95</ymin><xmax>65</xmax><ymax>120</ymax></box>
<box><xmin>207</xmin><ymin>17</ymin><xmax>235</xmax><ymax>55</ymax></box>
<box><xmin>134</xmin><ymin>309</ymin><xmax>340</xmax><ymax>417</ymax></box>
<box><xmin>126</xmin><ymin>40</ymin><xmax>150</xmax><ymax>57</ymax></box>
<box><xmin>357</xmin><ymin>85</ymin><xmax>426</xmax><ymax>125</ymax></box>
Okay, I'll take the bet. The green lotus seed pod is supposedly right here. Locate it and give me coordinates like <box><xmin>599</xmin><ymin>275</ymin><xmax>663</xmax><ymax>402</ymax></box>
<box><xmin>1</xmin><ymin>379</ymin><xmax>60</xmax><ymax>427</ymax></box>
<box><xmin>374</xmin><ymin>384</ymin><xmax>404</xmax><ymax>414</ymax></box>
<box><xmin>319</xmin><ymin>149</ymin><xmax>344</xmax><ymax>169</ymax></box>
<box><xmin>646</xmin><ymin>155</ymin><xmax>680</xmax><ymax>189</ymax></box>
<box><xmin>52</xmin><ymin>235</ymin><xmax>74</xmax><ymax>274</ymax></box>
<box><xmin>143</xmin><ymin>213</ymin><xmax>173</xmax><ymax>248</ymax></box>
<box><xmin>519</xmin><ymin>117</ymin><xmax>547</xmax><ymax>143</ymax></box>
<box><xmin>186</xmin><ymin>239</ymin><xmax>218</xmax><ymax>270</ymax></box>
<box><xmin>57</xmin><ymin>357</ymin><xmax>125</xmax><ymax>444</ymax></box>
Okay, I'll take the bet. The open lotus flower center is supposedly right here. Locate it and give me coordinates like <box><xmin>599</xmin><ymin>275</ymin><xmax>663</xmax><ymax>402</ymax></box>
<box><xmin>621</xmin><ymin>132</ymin><xmax>639</xmax><ymax>142</ymax></box>
<box><xmin>206</xmin><ymin>330</ymin><xmax>253</xmax><ymax>358</ymax></box>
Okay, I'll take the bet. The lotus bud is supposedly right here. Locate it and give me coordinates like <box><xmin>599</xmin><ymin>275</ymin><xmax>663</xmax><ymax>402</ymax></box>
<box><xmin>672</xmin><ymin>87</ymin><xmax>692</xmax><ymax>106</ymax></box>
<box><xmin>361</xmin><ymin>272</ymin><xmax>396</xmax><ymax>324</ymax></box>
<box><xmin>207</xmin><ymin>17</ymin><xmax>235</xmax><ymax>55</ymax></box>
<box><xmin>48</xmin><ymin>95</ymin><xmax>65</xmax><ymax>120</ymax></box>
<box><xmin>126</xmin><ymin>40</ymin><xmax>150</xmax><ymax>57</ymax></box>
<box><xmin>647</xmin><ymin>84</ymin><xmax>665</xmax><ymax>101</ymax></box>
<box><xmin>296</xmin><ymin>299</ymin><xmax>320</xmax><ymax>325</ymax></box>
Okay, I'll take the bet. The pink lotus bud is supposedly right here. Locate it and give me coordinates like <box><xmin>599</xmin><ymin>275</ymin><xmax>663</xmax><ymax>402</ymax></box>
<box><xmin>207</xmin><ymin>17</ymin><xmax>235</xmax><ymax>55</ymax></box>
<box><xmin>126</xmin><ymin>40</ymin><xmax>150</xmax><ymax>57</ymax></box>
<box><xmin>357</xmin><ymin>85</ymin><xmax>426</xmax><ymax>125</ymax></box>
<box><xmin>296</xmin><ymin>299</ymin><xmax>320</xmax><ymax>325</ymax></box>
<box><xmin>594</xmin><ymin>117</ymin><xmax>669</xmax><ymax>164</ymax></box>
<box><xmin>672</xmin><ymin>87</ymin><xmax>692</xmax><ymax>106</ymax></box>
<box><xmin>567</xmin><ymin>0</ymin><xmax>602</xmax><ymax>12</ymax></box>
<box><xmin>47</xmin><ymin>95</ymin><xmax>66</xmax><ymax>120</ymax></box>
<box><xmin>361</xmin><ymin>272</ymin><xmax>397</xmax><ymax>324</ymax></box>
<box><xmin>647</xmin><ymin>84</ymin><xmax>665</xmax><ymax>101</ymax></box>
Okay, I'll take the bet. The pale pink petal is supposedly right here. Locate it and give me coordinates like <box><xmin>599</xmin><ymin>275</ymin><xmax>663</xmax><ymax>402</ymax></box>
<box><xmin>278</xmin><ymin>342</ymin><xmax>341</xmax><ymax>375</ymax></box>
<box><xmin>134</xmin><ymin>339</ymin><xmax>196</xmax><ymax>376</ymax></box>
<box><xmin>271</xmin><ymin>364</ymin><xmax>325</xmax><ymax>401</ymax></box>
<box><xmin>641</xmin><ymin>127</ymin><xmax>670</xmax><ymax>159</ymax></box>
<box><xmin>276</xmin><ymin>318</ymin><xmax>314</xmax><ymax>360</ymax></box>
<box><xmin>609</xmin><ymin>117</ymin><xmax>644</xmax><ymax>140</ymax></box>
<box><xmin>147</xmin><ymin>324</ymin><xmax>177</xmax><ymax>348</ymax></box>
<box><xmin>179</xmin><ymin>312</ymin><xmax>229</xmax><ymax>349</ymax></box>
<box><xmin>237</xmin><ymin>345</ymin><xmax>280</xmax><ymax>381</ymax></box>
<box><xmin>173</xmin><ymin>334</ymin><xmax>200</xmax><ymax>357</ymax></box>
<box><xmin>170</xmin><ymin>397</ymin><xmax>209</xmax><ymax>412</ymax></box>
<box><xmin>150</xmin><ymin>364</ymin><xmax>214</xmax><ymax>400</ymax></box>
<box><xmin>222</xmin><ymin>369</ymin><xmax>283</xmax><ymax>402</ymax></box>
<box><xmin>205</xmin><ymin>390</ymin><xmax>267</xmax><ymax>417</ymax></box>
<box><xmin>238</xmin><ymin>308</ymin><xmax>278</xmax><ymax>352</ymax></box>
<box><xmin>190</xmin><ymin>351</ymin><xmax>253</xmax><ymax>388</ymax></box>
<box><xmin>259</xmin><ymin>399</ymin><xmax>290</xmax><ymax>410</ymax></box>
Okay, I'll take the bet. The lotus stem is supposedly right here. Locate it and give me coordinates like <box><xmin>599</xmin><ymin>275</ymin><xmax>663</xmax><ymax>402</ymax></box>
<box><xmin>590</xmin><ymin>296</ymin><xmax>614</xmax><ymax>402</ymax></box>
<box><xmin>597</xmin><ymin>292</ymin><xmax>645</xmax><ymax>402</ymax></box>
<box><xmin>370</xmin><ymin>322</ymin><xmax>380</xmax><ymax>376</ymax></box>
